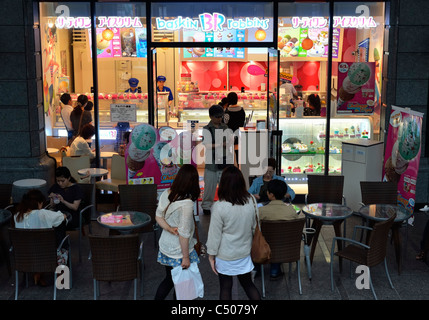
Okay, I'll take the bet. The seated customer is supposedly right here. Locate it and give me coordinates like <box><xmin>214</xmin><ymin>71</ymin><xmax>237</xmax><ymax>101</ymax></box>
<box><xmin>259</xmin><ymin>179</ymin><xmax>304</xmax><ymax>279</ymax></box>
<box><xmin>48</xmin><ymin>166</ymin><xmax>84</xmax><ymax>230</ymax></box>
<box><xmin>248</xmin><ymin>157</ymin><xmax>295</xmax><ymax>203</ymax></box>
<box><xmin>69</xmin><ymin>123</ymin><xmax>96</xmax><ymax>162</ymax></box>
<box><xmin>14</xmin><ymin>189</ymin><xmax>69</xmax><ymax>285</ymax></box>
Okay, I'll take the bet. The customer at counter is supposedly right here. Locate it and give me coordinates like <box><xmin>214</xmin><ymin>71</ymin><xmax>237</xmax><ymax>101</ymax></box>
<box><xmin>224</xmin><ymin>92</ymin><xmax>245</xmax><ymax>164</ymax></box>
<box><xmin>248</xmin><ymin>157</ymin><xmax>295</xmax><ymax>203</ymax></box>
<box><xmin>304</xmin><ymin>93</ymin><xmax>321</xmax><ymax>116</ymax></box>
<box><xmin>201</xmin><ymin>105</ymin><xmax>232</xmax><ymax>215</ymax></box>
<box><xmin>157</xmin><ymin>75</ymin><xmax>174</xmax><ymax>107</ymax></box>
<box><xmin>60</xmin><ymin>93</ymin><xmax>74</xmax><ymax>142</ymax></box>
<box><xmin>280</xmin><ymin>79</ymin><xmax>298</xmax><ymax>100</ymax></box>
<box><xmin>70</xmin><ymin>94</ymin><xmax>93</xmax><ymax>138</ymax></box>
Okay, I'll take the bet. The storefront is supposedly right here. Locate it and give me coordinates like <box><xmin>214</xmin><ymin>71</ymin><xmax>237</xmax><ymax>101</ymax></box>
<box><xmin>39</xmin><ymin>1</ymin><xmax>387</xmax><ymax>186</ymax></box>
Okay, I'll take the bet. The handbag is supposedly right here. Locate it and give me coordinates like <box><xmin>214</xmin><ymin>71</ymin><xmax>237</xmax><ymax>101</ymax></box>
<box><xmin>193</xmin><ymin>214</ymin><xmax>206</xmax><ymax>256</ymax></box>
<box><xmin>250</xmin><ymin>196</ymin><xmax>271</xmax><ymax>264</ymax></box>
<box><xmin>171</xmin><ymin>262</ymin><xmax>204</xmax><ymax>300</ymax></box>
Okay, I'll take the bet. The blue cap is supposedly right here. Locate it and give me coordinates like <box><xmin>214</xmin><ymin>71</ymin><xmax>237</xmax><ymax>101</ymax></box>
<box><xmin>157</xmin><ymin>75</ymin><xmax>166</xmax><ymax>82</ymax></box>
<box><xmin>128</xmin><ymin>78</ymin><xmax>139</xmax><ymax>87</ymax></box>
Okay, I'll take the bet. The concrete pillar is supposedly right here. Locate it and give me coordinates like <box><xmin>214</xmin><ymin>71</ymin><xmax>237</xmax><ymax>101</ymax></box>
<box><xmin>0</xmin><ymin>0</ymin><xmax>55</xmax><ymax>186</ymax></box>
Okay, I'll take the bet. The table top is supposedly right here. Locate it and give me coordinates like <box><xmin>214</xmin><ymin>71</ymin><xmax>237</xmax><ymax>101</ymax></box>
<box><xmin>97</xmin><ymin>211</ymin><xmax>151</xmax><ymax>231</ymax></box>
<box><xmin>358</xmin><ymin>204</ymin><xmax>412</xmax><ymax>222</ymax></box>
<box><xmin>78</xmin><ymin>168</ymin><xmax>109</xmax><ymax>177</ymax></box>
<box><xmin>47</xmin><ymin>148</ymin><xmax>59</xmax><ymax>154</ymax></box>
<box><xmin>100</xmin><ymin>151</ymin><xmax>118</xmax><ymax>159</ymax></box>
<box><xmin>13</xmin><ymin>179</ymin><xmax>47</xmax><ymax>188</ymax></box>
<box><xmin>302</xmin><ymin>203</ymin><xmax>354</xmax><ymax>221</ymax></box>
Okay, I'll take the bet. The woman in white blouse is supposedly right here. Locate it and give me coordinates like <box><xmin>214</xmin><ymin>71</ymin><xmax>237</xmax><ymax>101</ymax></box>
<box><xmin>14</xmin><ymin>189</ymin><xmax>68</xmax><ymax>286</ymax></box>
<box><xmin>206</xmin><ymin>166</ymin><xmax>261</xmax><ymax>300</ymax></box>
<box><xmin>69</xmin><ymin>123</ymin><xmax>95</xmax><ymax>160</ymax></box>
<box><xmin>154</xmin><ymin>164</ymin><xmax>201</xmax><ymax>300</ymax></box>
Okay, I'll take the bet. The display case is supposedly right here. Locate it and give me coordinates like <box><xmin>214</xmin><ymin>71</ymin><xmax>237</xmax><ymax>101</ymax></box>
<box><xmin>177</xmin><ymin>91</ymin><xmax>268</xmax><ymax>126</ymax></box>
<box><xmin>279</xmin><ymin>117</ymin><xmax>373</xmax><ymax>184</ymax></box>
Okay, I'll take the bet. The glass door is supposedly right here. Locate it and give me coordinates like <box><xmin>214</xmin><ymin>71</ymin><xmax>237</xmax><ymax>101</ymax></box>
<box><xmin>267</xmin><ymin>47</ymin><xmax>281</xmax><ymax>174</ymax></box>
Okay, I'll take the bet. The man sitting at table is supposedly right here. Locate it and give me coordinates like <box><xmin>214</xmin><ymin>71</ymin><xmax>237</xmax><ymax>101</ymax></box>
<box><xmin>259</xmin><ymin>179</ymin><xmax>304</xmax><ymax>279</ymax></box>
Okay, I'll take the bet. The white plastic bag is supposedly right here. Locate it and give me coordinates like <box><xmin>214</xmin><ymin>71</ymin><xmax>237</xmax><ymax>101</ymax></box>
<box><xmin>171</xmin><ymin>262</ymin><xmax>204</xmax><ymax>300</ymax></box>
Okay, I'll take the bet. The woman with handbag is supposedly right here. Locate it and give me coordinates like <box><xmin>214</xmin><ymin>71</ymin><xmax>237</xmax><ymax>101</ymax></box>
<box><xmin>154</xmin><ymin>164</ymin><xmax>201</xmax><ymax>300</ymax></box>
<box><xmin>206</xmin><ymin>166</ymin><xmax>261</xmax><ymax>300</ymax></box>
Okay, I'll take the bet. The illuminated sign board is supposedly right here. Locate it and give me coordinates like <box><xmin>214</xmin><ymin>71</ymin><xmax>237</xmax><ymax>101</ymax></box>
<box><xmin>156</xmin><ymin>13</ymin><xmax>270</xmax><ymax>32</ymax></box>
<box><xmin>55</xmin><ymin>16</ymin><xmax>143</xmax><ymax>29</ymax></box>
<box><xmin>292</xmin><ymin>16</ymin><xmax>377</xmax><ymax>29</ymax></box>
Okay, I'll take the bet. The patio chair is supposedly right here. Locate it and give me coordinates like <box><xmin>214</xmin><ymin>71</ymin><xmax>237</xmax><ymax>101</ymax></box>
<box><xmin>260</xmin><ymin>218</ymin><xmax>306</xmax><ymax>297</ymax></box>
<box><xmin>95</xmin><ymin>154</ymin><xmax>126</xmax><ymax>207</ymax></box>
<box><xmin>62</xmin><ymin>156</ymin><xmax>91</xmax><ymax>182</ymax></box>
<box><xmin>88</xmin><ymin>234</ymin><xmax>143</xmax><ymax>300</ymax></box>
<box><xmin>67</xmin><ymin>183</ymin><xmax>95</xmax><ymax>263</ymax></box>
<box><xmin>330</xmin><ymin>214</ymin><xmax>396</xmax><ymax>300</ymax></box>
<box><xmin>305</xmin><ymin>174</ymin><xmax>346</xmax><ymax>269</ymax></box>
<box><xmin>360</xmin><ymin>181</ymin><xmax>397</xmax><ymax>206</ymax></box>
<box><xmin>8</xmin><ymin>227</ymin><xmax>72</xmax><ymax>300</ymax></box>
<box><xmin>118</xmin><ymin>184</ymin><xmax>158</xmax><ymax>245</ymax></box>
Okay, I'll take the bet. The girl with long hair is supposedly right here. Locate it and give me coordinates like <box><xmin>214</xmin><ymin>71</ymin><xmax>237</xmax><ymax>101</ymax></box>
<box><xmin>154</xmin><ymin>164</ymin><xmax>201</xmax><ymax>300</ymax></box>
<box><xmin>207</xmin><ymin>166</ymin><xmax>261</xmax><ymax>300</ymax></box>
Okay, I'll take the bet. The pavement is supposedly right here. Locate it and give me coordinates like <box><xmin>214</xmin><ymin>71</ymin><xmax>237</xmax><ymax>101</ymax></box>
<box><xmin>0</xmin><ymin>198</ymin><xmax>428</xmax><ymax>312</ymax></box>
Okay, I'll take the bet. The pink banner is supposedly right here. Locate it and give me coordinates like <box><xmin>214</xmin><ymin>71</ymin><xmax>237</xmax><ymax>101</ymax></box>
<box><xmin>383</xmin><ymin>106</ymin><xmax>424</xmax><ymax>214</ymax></box>
<box><xmin>337</xmin><ymin>62</ymin><xmax>375</xmax><ymax>114</ymax></box>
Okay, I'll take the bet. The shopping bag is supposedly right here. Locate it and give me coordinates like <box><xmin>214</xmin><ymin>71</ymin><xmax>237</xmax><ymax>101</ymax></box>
<box><xmin>171</xmin><ymin>262</ymin><xmax>204</xmax><ymax>300</ymax></box>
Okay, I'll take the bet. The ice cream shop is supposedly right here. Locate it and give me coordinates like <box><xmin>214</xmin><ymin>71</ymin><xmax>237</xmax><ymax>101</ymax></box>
<box><xmin>37</xmin><ymin>1</ymin><xmax>424</xmax><ymax>208</ymax></box>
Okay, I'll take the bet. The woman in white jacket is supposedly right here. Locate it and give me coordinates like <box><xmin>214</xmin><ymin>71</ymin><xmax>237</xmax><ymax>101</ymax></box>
<box><xmin>14</xmin><ymin>189</ymin><xmax>68</xmax><ymax>286</ymax></box>
<box><xmin>206</xmin><ymin>166</ymin><xmax>261</xmax><ymax>300</ymax></box>
<box><xmin>154</xmin><ymin>164</ymin><xmax>201</xmax><ymax>300</ymax></box>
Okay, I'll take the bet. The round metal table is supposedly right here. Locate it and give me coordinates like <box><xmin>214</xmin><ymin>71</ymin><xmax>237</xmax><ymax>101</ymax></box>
<box><xmin>97</xmin><ymin>211</ymin><xmax>151</xmax><ymax>234</ymax></box>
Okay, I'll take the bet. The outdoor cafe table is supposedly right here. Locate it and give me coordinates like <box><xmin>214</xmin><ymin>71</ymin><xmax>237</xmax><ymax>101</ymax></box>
<box><xmin>358</xmin><ymin>204</ymin><xmax>412</xmax><ymax>275</ymax></box>
<box><xmin>97</xmin><ymin>211</ymin><xmax>151</xmax><ymax>234</ymax></box>
<box><xmin>12</xmin><ymin>178</ymin><xmax>47</xmax><ymax>203</ymax></box>
<box><xmin>302</xmin><ymin>203</ymin><xmax>354</xmax><ymax>270</ymax></box>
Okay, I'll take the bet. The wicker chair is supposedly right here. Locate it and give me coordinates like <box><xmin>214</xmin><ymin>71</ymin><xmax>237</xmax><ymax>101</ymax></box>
<box><xmin>0</xmin><ymin>184</ymin><xmax>13</xmax><ymax>209</ymax></box>
<box><xmin>306</xmin><ymin>174</ymin><xmax>345</xmax><ymax>205</ymax></box>
<box><xmin>95</xmin><ymin>154</ymin><xmax>127</xmax><ymax>208</ymax></box>
<box><xmin>67</xmin><ymin>183</ymin><xmax>95</xmax><ymax>263</ymax></box>
<box><xmin>360</xmin><ymin>181</ymin><xmax>397</xmax><ymax>206</ymax></box>
<box><xmin>330</xmin><ymin>214</ymin><xmax>396</xmax><ymax>300</ymax></box>
<box><xmin>260</xmin><ymin>218</ymin><xmax>306</xmax><ymax>297</ymax></box>
<box><xmin>89</xmin><ymin>234</ymin><xmax>143</xmax><ymax>300</ymax></box>
<box><xmin>305</xmin><ymin>174</ymin><xmax>346</xmax><ymax>268</ymax></box>
<box><xmin>8</xmin><ymin>228</ymin><xmax>72</xmax><ymax>300</ymax></box>
<box><xmin>118</xmin><ymin>184</ymin><xmax>158</xmax><ymax>244</ymax></box>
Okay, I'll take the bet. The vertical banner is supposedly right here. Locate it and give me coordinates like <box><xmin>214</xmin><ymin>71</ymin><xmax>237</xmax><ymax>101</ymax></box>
<box><xmin>125</xmin><ymin>124</ymin><xmax>196</xmax><ymax>189</ymax></box>
<box><xmin>383</xmin><ymin>106</ymin><xmax>424</xmax><ymax>214</ymax></box>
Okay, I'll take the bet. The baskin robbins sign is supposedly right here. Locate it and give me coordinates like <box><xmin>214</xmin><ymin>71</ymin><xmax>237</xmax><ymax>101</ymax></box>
<box><xmin>156</xmin><ymin>13</ymin><xmax>270</xmax><ymax>32</ymax></box>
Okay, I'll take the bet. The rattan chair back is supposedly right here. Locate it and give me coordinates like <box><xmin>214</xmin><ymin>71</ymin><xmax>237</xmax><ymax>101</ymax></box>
<box><xmin>0</xmin><ymin>184</ymin><xmax>12</xmax><ymax>209</ymax></box>
<box><xmin>62</xmin><ymin>156</ymin><xmax>91</xmax><ymax>181</ymax></box>
<box><xmin>118</xmin><ymin>184</ymin><xmax>157</xmax><ymax>233</ymax></box>
<box><xmin>360</xmin><ymin>181</ymin><xmax>397</xmax><ymax>205</ymax></box>
<box><xmin>9</xmin><ymin>228</ymin><xmax>57</xmax><ymax>273</ymax></box>
<box><xmin>307</xmin><ymin>174</ymin><xmax>344</xmax><ymax>204</ymax></box>
<box><xmin>89</xmin><ymin>234</ymin><xmax>139</xmax><ymax>282</ymax></box>
<box><xmin>366</xmin><ymin>214</ymin><xmax>396</xmax><ymax>266</ymax></box>
<box><xmin>261</xmin><ymin>218</ymin><xmax>305</xmax><ymax>263</ymax></box>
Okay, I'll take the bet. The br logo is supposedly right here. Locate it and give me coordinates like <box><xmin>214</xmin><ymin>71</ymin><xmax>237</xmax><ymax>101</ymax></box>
<box><xmin>355</xmin><ymin>265</ymin><xmax>370</xmax><ymax>290</ymax></box>
<box><xmin>55</xmin><ymin>265</ymin><xmax>70</xmax><ymax>290</ymax></box>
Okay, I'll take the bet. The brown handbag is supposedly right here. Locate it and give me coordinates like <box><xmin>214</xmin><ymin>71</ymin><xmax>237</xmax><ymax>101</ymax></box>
<box><xmin>250</xmin><ymin>196</ymin><xmax>271</xmax><ymax>264</ymax></box>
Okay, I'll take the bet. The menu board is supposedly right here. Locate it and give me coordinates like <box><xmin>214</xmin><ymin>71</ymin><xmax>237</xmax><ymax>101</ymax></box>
<box><xmin>278</xmin><ymin>27</ymin><xmax>341</xmax><ymax>61</ymax></box>
<box><xmin>110</xmin><ymin>103</ymin><xmax>137</xmax><ymax>122</ymax></box>
<box><xmin>92</xmin><ymin>27</ymin><xmax>147</xmax><ymax>58</ymax></box>
<box><xmin>182</xmin><ymin>29</ymin><xmax>246</xmax><ymax>59</ymax></box>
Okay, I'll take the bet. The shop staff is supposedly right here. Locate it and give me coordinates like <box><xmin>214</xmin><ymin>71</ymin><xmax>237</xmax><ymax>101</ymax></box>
<box><xmin>156</xmin><ymin>75</ymin><xmax>174</xmax><ymax>106</ymax></box>
<box><xmin>125</xmin><ymin>77</ymin><xmax>139</xmax><ymax>93</ymax></box>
